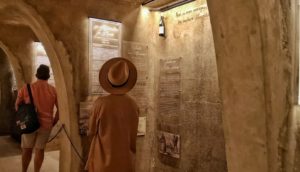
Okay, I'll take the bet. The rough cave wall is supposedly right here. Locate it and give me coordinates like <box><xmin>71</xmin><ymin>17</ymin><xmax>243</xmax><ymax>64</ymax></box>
<box><xmin>0</xmin><ymin>0</ymin><xmax>144</xmax><ymax>171</ymax></box>
<box><xmin>0</xmin><ymin>1</ymin><xmax>295</xmax><ymax>172</ymax></box>
<box><xmin>207</xmin><ymin>0</ymin><xmax>292</xmax><ymax>172</ymax></box>
<box><xmin>20</xmin><ymin>0</ymin><xmax>148</xmax><ymax>170</ymax></box>
<box><xmin>0</xmin><ymin>49</ymin><xmax>14</xmax><ymax>135</ymax></box>
<box><xmin>123</xmin><ymin>0</ymin><xmax>227</xmax><ymax>171</ymax></box>
<box><xmin>292</xmin><ymin>106</ymin><xmax>300</xmax><ymax>172</ymax></box>
<box><xmin>23</xmin><ymin>0</ymin><xmax>141</xmax><ymax>102</ymax></box>
<box><xmin>294</xmin><ymin>132</ymin><xmax>300</xmax><ymax>171</ymax></box>
<box><xmin>0</xmin><ymin>25</ymin><xmax>35</xmax><ymax>85</ymax></box>
<box><xmin>122</xmin><ymin>7</ymin><xmax>157</xmax><ymax>172</ymax></box>
<box><xmin>0</xmin><ymin>0</ymin><xmax>226</xmax><ymax>171</ymax></box>
<box><xmin>153</xmin><ymin>1</ymin><xmax>227</xmax><ymax>171</ymax></box>
<box><xmin>0</xmin><ymin>25</ymin><xmax>35</xmax><ymax>136</ymax></box>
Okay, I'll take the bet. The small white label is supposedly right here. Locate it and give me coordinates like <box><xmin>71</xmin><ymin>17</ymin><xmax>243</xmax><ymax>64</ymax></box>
<box><xmin>159</xmin><ymin>26</ymin><xmax>164</xmax><ymax>35</ymax></box>
<box><xmin>21</xmin><ymin>124</ymin><xmax>27</xmax><ymax>130</ymax></box>
<box><xmin>137</xmin><ymin>117</ymin><xmax>146</xmax><ymax>136</ymax></box>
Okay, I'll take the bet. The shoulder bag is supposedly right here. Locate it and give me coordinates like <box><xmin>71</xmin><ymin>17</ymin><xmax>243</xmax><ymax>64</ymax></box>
<box><xmin>16</xmin><ymin>84</ymin><xmax>40</xmax><ymax>134</ymax></box>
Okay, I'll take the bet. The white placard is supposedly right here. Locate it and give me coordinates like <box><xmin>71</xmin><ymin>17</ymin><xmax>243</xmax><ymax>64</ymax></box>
<box><xmin>88</xmin><ymin>18</ymin><xmax>122</xmax><ymax>95</ymax></box>
<box><xmin>137</xmin><ymin>116</ymin><xmax>146</xmax><ymax>136</ymax></box>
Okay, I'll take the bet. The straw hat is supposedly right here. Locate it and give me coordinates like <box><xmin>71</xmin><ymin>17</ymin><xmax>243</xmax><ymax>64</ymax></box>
<box><xmin>99</xmin><ymin>57</ymin><xmax>137</xmax><ymax>94</ymax></box>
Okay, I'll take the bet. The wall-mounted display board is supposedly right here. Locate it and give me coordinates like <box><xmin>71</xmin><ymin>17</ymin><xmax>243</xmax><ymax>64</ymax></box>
<box><xmin>159</xmin><ymin>58</ymin><xmax>181</xmax><ymax>118</ymax></box>
<box><xmin>158</xmin><ymin>58</ymin><xmax>182</xmax><ymax>165</ymax></box>
<box><xmin>32</xmin><ymin>42</ymin><xmax>55</xmax><ymax>86</ymax></box>
<box><xmin>122</xmin><ymin>41</ymin><xmax>149</xmax><ymax>118</ymax></box>
<box><xmin>89</xmin><ymin>18</ymin><xmax>122</xmax><ymax>95</ymax></box>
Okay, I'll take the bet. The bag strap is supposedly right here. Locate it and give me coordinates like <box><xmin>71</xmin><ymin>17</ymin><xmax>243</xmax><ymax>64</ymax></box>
<box><xmin>26</xmin><ymin>84</ymin><xmax>35</xmax><ymax>108</ymax></box>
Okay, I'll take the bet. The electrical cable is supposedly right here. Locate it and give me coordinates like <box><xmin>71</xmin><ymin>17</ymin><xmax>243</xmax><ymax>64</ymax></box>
<box><xmin>47</xmin><ymin>126</ymin><xmax>63</xmax><ymax>143</ymax></box>
<box><xmin>47</xmin><ymin>124</ymin><xmax>86</xmax><ymax>164</ymax></box>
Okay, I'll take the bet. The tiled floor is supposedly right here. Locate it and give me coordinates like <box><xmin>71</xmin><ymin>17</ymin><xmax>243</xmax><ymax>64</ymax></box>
<box><xmin>0</xmin><ymin>136</ymin><xmax>59</xmax><ymax>172</ymax></box>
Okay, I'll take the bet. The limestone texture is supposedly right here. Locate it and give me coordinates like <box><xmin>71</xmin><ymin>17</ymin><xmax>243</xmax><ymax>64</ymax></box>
<box><xmin>0</xmin><ymin>49</ymin><xmax>14</xmax><ymax>135</ymax></box>
<box><xmin>207</xmin><ymin>0</ymin><xmax>294</xmax><ymax>172</ymax></box>
<box><xmin>0</xmin><ymin>0</ymin><xmax>296</xmax><ymax>172</ymax></box>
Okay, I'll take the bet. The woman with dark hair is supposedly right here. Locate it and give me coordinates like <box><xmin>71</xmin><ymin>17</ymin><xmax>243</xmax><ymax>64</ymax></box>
<box><xmin>15</xmin><ymin>64</ymin><xmax>59</xmax><ymax>172</ymax></box>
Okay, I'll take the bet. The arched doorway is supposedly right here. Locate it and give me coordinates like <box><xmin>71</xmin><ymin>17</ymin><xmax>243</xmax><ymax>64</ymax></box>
<box><xmin>0</xmin><ymin>1</ymin><xmax>80</xmax><ymax>171</ymax></box>
<box><xmin>0</xmin><ymin>42</ymin><xmax>61</xmax><ymax>171</ymax></box>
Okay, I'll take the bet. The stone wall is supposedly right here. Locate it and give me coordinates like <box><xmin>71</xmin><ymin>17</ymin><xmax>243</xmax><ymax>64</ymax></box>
<box><xmin>0</xmin><ymin>49</ymin><xmax>14</xmax><ymax>135</ymax></box>
<box><xmin>0</xmin><ymin>0</ymin><xmax>296</xmax><ymax>172</ymax></box>
<box><xmin>0</xmin><ymin>25</ymin><xmax>35</xmax><ymax>85</ymax></box>
<box><xmin>0</xmin><ymin>25</ymin><xmax>35</xmax><ymax>136</ymax></box>
<box><xmin>207</xmin><ymin>0</ymin><xmax>293</xmax><ymax>172</ymax></box>
<box><xmin>123</xmin><ymin>0</ymin><xmax>227</xmax><ymax>171</ymax></box>
<box><xmin>0</xmin><ymin>0</ymin><xmax>227</xmax><ymax>171</ymax></box>
<box><xmin>153</xmin><ymin>1</ymin><xmax>227</xmax><ymax>171</ymax></box>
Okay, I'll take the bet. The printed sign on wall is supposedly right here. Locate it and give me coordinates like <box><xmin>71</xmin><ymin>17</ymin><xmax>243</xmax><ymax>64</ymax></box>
<box><xmin>122</xmin><ymin>41</ymin><xmax>149</xmax><ymax>123</ymax></box>
<box><xmin>89</xmin><ymin>18</ymin><xmax>122</xmax><ymax>95</ymax></box>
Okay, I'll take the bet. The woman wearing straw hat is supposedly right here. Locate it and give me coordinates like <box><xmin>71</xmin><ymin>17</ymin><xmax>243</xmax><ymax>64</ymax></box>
<box><xmin>85</xmin><ymin>57</ymin><xmax>139</xmax><ymax>172</ymax></box>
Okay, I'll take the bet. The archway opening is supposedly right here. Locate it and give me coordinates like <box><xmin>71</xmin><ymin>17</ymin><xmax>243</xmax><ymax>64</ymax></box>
<box><xmin>0</xmin><ymin>2</ymin><xmax>77</xmax><ymax>171</ymax></box>
<box><xmin>0</xmin><ymin>39</ymin><xmax>61</xmax><ymax>172</ymax></box>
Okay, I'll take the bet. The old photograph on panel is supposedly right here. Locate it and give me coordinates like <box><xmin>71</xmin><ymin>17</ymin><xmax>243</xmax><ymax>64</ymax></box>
<box><xmin>158</xmin><ymin>131</ymin><xmax>180</xmax><ymax>158</ymax></box>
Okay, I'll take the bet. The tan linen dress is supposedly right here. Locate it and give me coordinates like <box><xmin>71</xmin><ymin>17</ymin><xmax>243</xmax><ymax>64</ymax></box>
<box><xmin>85</xmin><ymin>94</ymin><xmax>139</xmax><ymax>172</ymax></box>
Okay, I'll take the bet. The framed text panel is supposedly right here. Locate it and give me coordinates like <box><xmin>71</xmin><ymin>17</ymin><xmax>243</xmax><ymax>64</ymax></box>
<box><xmin>88</xmin><ymin>18</ymin><xmax>122</xmax><ymax>95</ymax></box>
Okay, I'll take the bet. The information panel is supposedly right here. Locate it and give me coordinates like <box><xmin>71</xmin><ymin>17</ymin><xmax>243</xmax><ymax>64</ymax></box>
<box><xmin>32</xmin><ymin>42</ymin><xmax>55</xmax><ymax>86</ymax></box>
<box><xmin>158</xmin><ymin>58</ymin><xmax>181</xmax><ymax>164</ymax></box>
<box><xmin>89</xmin><ymin>18</ymin><xmax>122</xmax><ymax>95</ymax></box>
<box><xmin>159</xmin><ymin>58</ymin><xmax>181</xmax><ymax>117</ymax></box>
<box><xmin>122</xmin><ymin>41</ymin><xmax>149</xmax><ymax>116</ymax></box>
